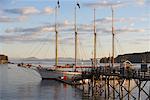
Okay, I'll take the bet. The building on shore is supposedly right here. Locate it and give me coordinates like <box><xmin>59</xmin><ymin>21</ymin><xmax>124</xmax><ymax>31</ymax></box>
<box><xmin>0</xmin><ymin>55</ymin><xmax>8</xmax><ymax>64</ymax></box>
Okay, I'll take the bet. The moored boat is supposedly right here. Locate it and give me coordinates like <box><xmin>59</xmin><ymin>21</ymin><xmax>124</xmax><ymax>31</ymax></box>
<box><xmin>37</xmin><ymin>67</ymin><xmax>63</xmax><ymax>80</ymax></box>
<box><xmin>36</xmin><ymin>2</ymin><xmax>98</xmax><ymax>82</ymax></box>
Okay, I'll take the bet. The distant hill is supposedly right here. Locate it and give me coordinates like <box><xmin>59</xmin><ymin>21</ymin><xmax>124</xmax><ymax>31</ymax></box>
<box><xmin>100</xmin><ymin>52</ymin><xmax>150</xmax><ymax>63</ymax></box>
<box><xmin>21</xmin><ymin>57</ymin><xmax>81</xmax><ymax>62</ymax></box>
<box><xmin>15</xmin><ymin>51</ymin><xmax>150</xmax><ymax>63</ymax></box>
<box><xmin>22</xmin><ymin>57</ymin><xmax>39</xmax><ymax>61</ymax></box>
<box><xmin>115</xmin><ymin>52</ymin><xmax>150</xmax><ymax>63</ymax></box>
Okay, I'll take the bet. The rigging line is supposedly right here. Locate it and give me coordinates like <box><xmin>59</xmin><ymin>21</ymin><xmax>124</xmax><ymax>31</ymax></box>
<box><xmin>78</xmin><ymin>39</ymin><xmax>82</xmax><ymax>60</ymax></box>
<box><xmin>77</xmin><ymin>36</ymin><xmax>81</xmax><ymax>60</ymax></box>
<box><xmin>78</xmin><ymin>35</ymin><xmax>86</xmax><ymax>64</ymax></box>
<box><xmin>90</xmin><ymin>33</ymin><xmax>94</xmax><ymax>59</ymax></box>
<box><xmin>83</xmin><ymin>36</ymin><xmax>90</xmax><ymax>59</ymax></box>
<box><xmin>59</xmin><ymin>35</ymin><xmax>74</xmax><ymax>63</ymax></box>
<box><xmin>32</xmin><ymin>41</ymin><xmax>47</xmax><ymax>57</ymax></box>
<box><xmin>44</xmin><ymin>34</ymin><xmax>54</xmax><ymax>58</ymax></box>
<box><xmin>20</xmin><ymin>67</ymin><xmax>41</xmax><ymax>78</ymax></box>
<box><xmin>38</xmin><ymin>41</ymin><xmax>48</xmax><ymax>56</ymax></box>
<box><xmin>78</xmin><ymin>37</ymin><xmax>88</xmax><ymax>60</ymax></box>
<box><xmin>115</xmin><ymin>36</ymin><xmax>123</xmax><ymax>55</ymax></box>
<box><xmin>43</xmin><ymin>41</ymin><xmax>50</xmax><ymax>58</ymax></box>
<box><xmin>78</xmin><ymin>36</ymin><xmax>85</xmax><ymax>61</ymax></box>
<box><xmin>62</xmin><ymin>46</ymin><xmax>68</xmax><ymax>59</ymax></box>
<box><xmin>59</xmin><ymin>37</ymin><xmax>67</xmax><ymax>60</ymax></box>
<box><xmin>62</xmin><ymin>34</ymin><xmax>72</xmax><ymax>57</ymax></box>
<box><xmin>20</xmin><ymin>33</ymin><xmax>39</xmax><ymax>58</ymax></box>
<box><xmin>61</xmin><ymin>40</ymin><xmax>70</xmax><ymax>59</ymax></box>
<box><xmin>27</xmin><ymin>41</ymin><xmax>43</xmax><ymax>57</ymax></box>
<box><xmin>24</xmin><ymin>41</ymin><xmax>42</xmax><ymax>58</ymax></box>
<box><xmin>97</xmin><ymin>34</ymin><xmax>103</xmax><ymax>57</ymax></box>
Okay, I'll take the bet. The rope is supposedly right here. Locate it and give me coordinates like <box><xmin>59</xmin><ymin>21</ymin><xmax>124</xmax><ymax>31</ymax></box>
<box><xmin>44</xmin><ymin>42</ymin><xmax>51</xmax><ymax>58</ymax></box>
<box><xmin>31</xmin><ymin>41</ymin><xmax>47</xmax><ymax>57</ymax></box>
<box><xmin>115</xmin><ymin>36</ymin><xmax>123</xmax><ymax>56</ymax></box>
<box><xmin>25</xmin><ymin>42</ymin><xmax>42</xmax><ymax>58</ymax></box>
<box><xmin>59</xmin><ymin>35</ymin><xmax>67</xmax><ymax>59</ymax></box>
<box><xmin>78</xmin><ymin>38</ymin><xmax>85</xmax><ymax>60</ymax></box>
<box><xmin>19</xmin><ymin>66</ymin><xmax>41</xmax><ymax>78</ymax></box>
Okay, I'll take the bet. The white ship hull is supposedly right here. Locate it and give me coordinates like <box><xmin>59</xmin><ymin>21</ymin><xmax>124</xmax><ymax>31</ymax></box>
<box><xmin>37</xmin><ymin>66</ymin><xmax>92</xmax><ymax>80</ymax></box>
<box><xmin>37</xmin><ymin>68</ymin><xmax>63</xmax><ymax>80</ymax></box>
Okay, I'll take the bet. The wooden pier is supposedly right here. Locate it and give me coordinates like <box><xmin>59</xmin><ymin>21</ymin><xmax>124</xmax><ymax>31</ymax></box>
<box><xmin>63</xmin><ymin>64</ymin><xmax>150</xmax><ymax>100</ymax></box>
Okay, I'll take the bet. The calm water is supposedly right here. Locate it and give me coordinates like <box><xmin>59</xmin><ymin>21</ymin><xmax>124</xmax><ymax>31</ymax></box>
<box><xmin>0</xmin><ymin>62</ymin><xmax>150</xmax><ymax>100</ymax></box>
<box><xmin>0</xmin><ymin>64</ymin><xmax>83</xmax><ymax>100</ymax></box>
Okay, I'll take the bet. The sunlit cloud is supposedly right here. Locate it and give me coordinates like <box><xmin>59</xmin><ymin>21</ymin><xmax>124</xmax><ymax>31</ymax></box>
<box><xmin>0</xmin><ymin>34</ymin><xmax>54</xmax><ymax>43</ymax></box>
<box><xmin>115</xmin><ymin>28</ymin><xmax>145</xmax><ymax>34</ymax></box>
<box><xmin>83</xmin><ymin>0</ymin><xmax>149</xmax><ymax>9</ymax></box>
<box><xmin>4</xmin><ymin>7</ymin><xmax>40</xmax><ymax>15</ymax></box>
<box><xmin>0</xmin><ymin>31</ymin><xmax>75</xmax><ymax>44</ymax></box>
<box><xmin>5</xmin><ymin>25</ymin><xmax>54</xmax><ymax>34</ymax></box>
<box><xmin>95</xmin><ymin>17</ymin><xmax>147</xmax><ymax>24</ymax></box>
<box><xmin>5</xmin><ymin>20</ymin><xmax>147</xmax><ymax>39</ymax></box>
<box><xmin>17</xmin><ymin>15</ymin><xmax>28</xmax><ymax>21</ymax></box>
<box><xmin>43</xmin><ymin>7</ymin><xmax>54</xmax><ymax>14</ymax></box>
<box><xmin>0</xmin><ymin>16</ymin><xmax>16</xmax><ymax>22</ymax></box>
<box><xmin>3</xmin><ymin>6</ymin><xmax>54</xmax><ymax>15</ymax></box>
<box><xmin>0</xmin><ymin>15</ymin><xmax>28</xmax><ymax>22</ymax></box>
<box><xmin>135</xmin><ymin>0</ymin><xmax>148</xmax><ymax>5</ymax></box>
<box><xmin>83</xmin><ymin>1</ymin><xmax>127</xmax><ymax>8</ymax></box>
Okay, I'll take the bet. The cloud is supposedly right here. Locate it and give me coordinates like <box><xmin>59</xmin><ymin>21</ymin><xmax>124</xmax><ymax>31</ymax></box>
<box><xmin>4</xmin><ymin>6</ymin><xmax>40</xmax><ymax>15</ymax></box>
<box><xmin>0</xmin><ymin>15</ymin><xmax>30</xmax><ymax>23</ymax></box>
<box><xmin>60</xmin><ymin>22</ymin><xmax>146</xmax><ymax>35</ymax></box>
<box><xmin>3</xmin><ymin>6</ymin><xmax>54</xmax><ymax>15</ymax></box>
<box><xmin>83</xmin><ymin>0</ymin><xmax>149</xmax><ymax>9</ymax></box>
<box><xmin>95</xmin><ymin>17</ymin><xmax>146</xmax><ymax>24</ymax></box>
<box><xmin>96</xmin><ymin>27</ymin><xmax>146</xmax><ymax>34</ymax></box>
<box><xmin>115</xmin><ymin>28</ymin><xmax>145</xmax><ymax>34</ymax></box>
<box><xmin>135</xmin><ymin>0</ymin><xmax>146</xmax><ymax>5</ymax></box>
<box><xmin>0</xmin><ymin>16</ymin><xmax>16</xmax><ymax>22</ymax></box>
<box><xmin>83</xmin><ymin>1</ymin><xmax>126</xmax><ymax>9</ymax></box>
<box><xmin>5</xmin><ymin>25</ymin><xmax>54</xmax><ymax>34</ymax></box>
<box><xmin>4</xmin><ymin>19</ymin><xmax>147</xmax><ymax>44</ymax></box>
<box><xmin>2</xmin><ymin>23</ymin><xmax>147</xmax><ymax>44</ymax></box>
<box><xmin>0</xmin><ymin>36</ymin><xmax>54</xmax><ymax>44</ymax></box>
<box><xmin>43</xmin><ymin>7</ymin><xmax>54</xmax><ymax>14</ymax></box>
<box><xmin>0</xmin><ymin>15</ymin><xmax>28</xmax><ymax>23</ymax></box>
<box><xmin>4</xmin><ymin>25</ymin><xmax>56</xmax><ymax>43</ymax></box>
<box><xmin>0</xmin><ymin>34</ymin><xmax>54</xmax><ymax>44</ymax></box>
<box><xmin>1</xmin><ymin>6</ymin><xmax>54</xmax><ymax>22</ymax></box>
<box><xmin>5</xmin><ymin>21</ymin><xmax>145</xmax><ymax>35</ymax></box>
<box><xmin>17</xmin><ymin>15</ymin><xmax>28</xmax><ymax>21</ymax></box>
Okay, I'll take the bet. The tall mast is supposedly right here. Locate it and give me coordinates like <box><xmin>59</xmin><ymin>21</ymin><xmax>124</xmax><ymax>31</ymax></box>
<box><xmin>55</xmin><ymin>6</ymin><xmax>58</xmax><ymax>67</ymax></box>
<box><xmin>93</xmin><ymin>8</ymin><xmax>97</xmax><ymax>68</ymax></box>
<box><xmin>74</xmin><ymin>6</ymin><xmax>77</xmax><ymax>69</ymax></box>
<box><xmin>111</xmin><ymin>7</ymin><xmax>115</xmax><ymax>67</ymax></box>
<box><xmin>55</xmin><ymin>0</ymin><xmax>60</xmax><ymax>67</ymax></box>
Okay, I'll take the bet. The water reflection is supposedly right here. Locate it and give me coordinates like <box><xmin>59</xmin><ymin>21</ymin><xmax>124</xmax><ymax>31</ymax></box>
<box><xmin>0</xmin><ymin>64</ymin><xmax>83</xmax><ymax>100</ymax></box>
<box><xmin>1</xmin><ymin>64</ymin><xmax>149</xmax><ymax>100</ymax></box>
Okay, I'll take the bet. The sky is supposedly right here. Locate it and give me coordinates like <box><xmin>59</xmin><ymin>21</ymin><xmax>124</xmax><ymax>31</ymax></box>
<box><xmin>0</xmin><ymin>0</ymin><xmax>149</xmax><ymax>59</ymax></box>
